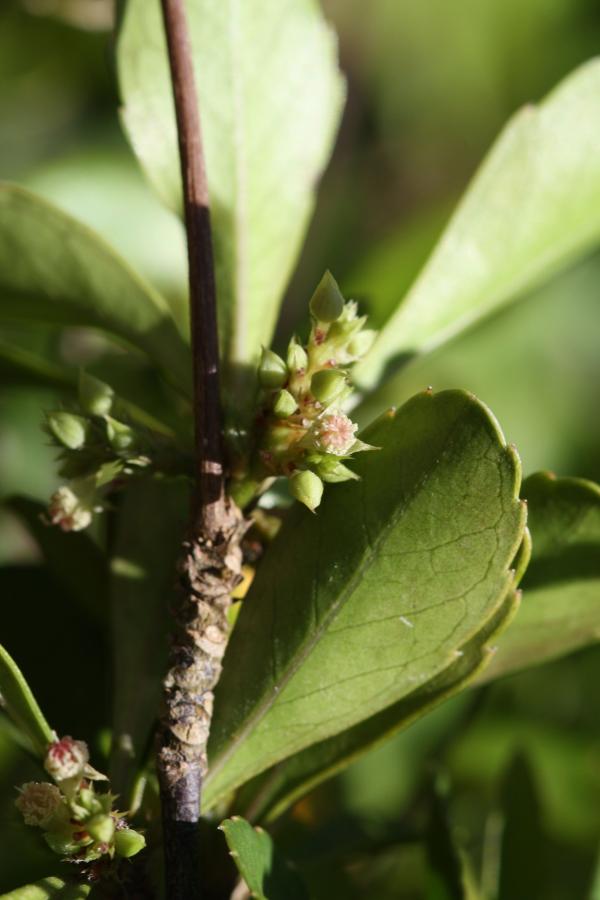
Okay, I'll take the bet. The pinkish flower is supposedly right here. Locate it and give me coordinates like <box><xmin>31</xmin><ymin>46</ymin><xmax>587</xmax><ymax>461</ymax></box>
<box><xmin>15</xmin><ymin>781</ymin><xmax>63</xmax><ymax>827</ymax></box>
<box><xmin>45</xmin><ymin>736</ymin><xmax>89</xmax><ymax>782</ymax></box>
<box><xmin>47</xmin><ymin>487</ymin><xmax>92</xmax><ymax>532</ymax></box>
<box><xmin>313</xmin><ymin>413</ymin><xmax>358</xmax><ymax>456</ymax></box>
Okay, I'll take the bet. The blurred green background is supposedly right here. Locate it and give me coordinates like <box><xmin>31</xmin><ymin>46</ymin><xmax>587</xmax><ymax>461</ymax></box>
<box><xmin>0</xmin><ymin>0</ymin><xmax>599</xmax><ymax>896</ymax></box>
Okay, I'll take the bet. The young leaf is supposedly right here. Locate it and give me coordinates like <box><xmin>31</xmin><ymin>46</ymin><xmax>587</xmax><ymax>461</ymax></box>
<box><xmin>0</xmin><ymin>644</ymin><xmax>54</xmax><ymax>757</ymax></box>
<box><xmin>355</xmin><ymin>59</ymin><xmax>600</xmax><ymax>390</ymax></box>
<box><xmin>232</xmin><ymin>589</ymin><xmax>520</xmax><ymax>823</ymax></box>
<box><xmin>0</xmin><ymin>880</ymin><xmax>91</xmax><ymax>900</ymax></box>
<box><xmin>117</xmin><ymin>0</ymin><xmax>345</xmax><ymax>401</ymax></box>
<box><xmin>478</xmin><ymin>472</ymin><xmax>600</xmax><ymax>683</ymax></box>
<box><xmin>220</xmin><ymin>816</ymin><xmax>307</xmax><ymax>900</ymax></box>
<box><xmin>204</xmin><ymin>390</ymin><xmax>526</xmax><ymax>807</ymax></box>
<box><xmin>0</xmin><ymin>184</ymin><xmax>191</xmax><ymax>395</ymax></box>
<box><xmin>109</xmin><ymin>478</ymin><xmax>190</xmax><ymax>801</ymax></box>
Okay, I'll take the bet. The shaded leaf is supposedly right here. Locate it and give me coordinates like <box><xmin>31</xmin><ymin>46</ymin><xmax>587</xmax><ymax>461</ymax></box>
<box><xmin>479</xmin><ymin>472</ymin><xmax>600</xmax><ymax>683</ymax></box>
<box><xmin>0</xmin><ymin>184</ymin><xmax>190</xmax><ymax>394</ymax></box>
<box><xmin>0</xmin><ymin>880</ymin><xmax>90</xmax><ymax>900</ymax></box>
<box><xmin>0</xmin><ymin>644</ymin><xmax>54</xmax><ymax>757</ymax></box>
<box><xmin>220</xmin><ymin>816</ymin><xmax>307</xmax><ymax>900</ymax></box>
<box><xmin>109</xmin><ymin>478</ymin><xmax>189</xmax><ymax>802</ymax></box>
<box><xmin>7</xmin><ymin>497</ymin><xmax>107</xmax><ymax>627</ymax></box>
<box><xmin>355</xmin><ymin>60</ymin><xmax>600</xmax><ymax>389</ymax></box>
<box><xmin>117</xmin><ymin>0</ymin><xmax>345</xmax><ymax>401</ymax></box>
<box><xmin>205</xmin><ymin>390</ymin><xmax>526</xmax><ymax>808</ymax></box>
<box><xmin>426</xmin><ymin>778</ymin><xmax>480</xmax><ymax>900</ymax></box>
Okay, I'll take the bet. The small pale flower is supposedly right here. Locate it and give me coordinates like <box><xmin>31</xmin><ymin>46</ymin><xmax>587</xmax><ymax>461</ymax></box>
<box><xmin>313</xmin><ymin>413</ymin><xmax>358</xmax><ymax>456</ymax></box>
<box><xmin>48</xmin><ymin>487</ymin><xmax>92</xmax><ymax>532</ymax></box>
<box><xmin>45</xmin><ymin>736</ymin><xmax>89</xmax><ymax>782</ymax></box>
<box><xmin>15</xmin><ymin>781</ymin><xmax>63</xmax><ymax>827</ymax></box>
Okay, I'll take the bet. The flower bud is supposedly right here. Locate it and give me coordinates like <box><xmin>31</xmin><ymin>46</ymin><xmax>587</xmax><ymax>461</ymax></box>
<box><xmin>79</xmin><ymin>372</ymin><xmax>114</xmax><ymax>416</ymax></box>
<box><xmin>45</xmin><ymin>736</ymin><xmax>89</xmax><ymax>783</ymax></box>
<box><xmin>87</xmin><ymin>813</ymin><xmax>115</xmax><ymax>845</ymax></box>
<box><xmin>272</xmin><ymin>389</ymin><xmax>297</xmax><ymax>418</ymax></box>
<box><xmin>347</xmin><ymin>329</ymin><xmax>376</xmax><ymax>358</ymax></box>
<box><xmin>47</xmin><ymin>412</ymin><xmax>88</xmax><ymax>450</ymax></box>
<box><xmin>310</xmin><ymin>369</ymin><xmax>347</xmax><ymax>405</ymax></box>
<box><xmin>114</xmin><ymin>828</ymin><xmax>146</xmax><ymax>858</ymax></box>
<box><xmin>47</xmin><ymin>487</ymin><xmax>93</xmax><ymax>532</ymax></box>
<box><xmin>258</xmin><ymin>348</ymin><xmax>288</xmax><ymax>389</ymax></box>
<box><xmin>44</xmin><ymin>827</ymin><xmax>84</xmax><ymax>856</ymax></box>
<box><xmin>287</xmin><ymin>337</ymin><xmax>308</xmax><ymax>373</ymax></box>
<box><xmin>15</xmin><ymin>782</ymin><xmax>63</xmax><ymax>828</ymax></box>
<box><xmin>289</xmin><ymin>469</ymin><xmax>323</xmax><ymax>512</ymax></box>
<box><xmin>314</xmin><ymin>457</ymin><xmax>359</xmax><ymax>483</ymax></box>
<box><xmin>309</xmin><ymin>271</ymin><xmax>344</xmax><ymax>323</ymax></box>
<box><xmin>312</xmin><ymin>412</ymin><xmax>358</xmax><ymax>456</ymax></box>
<box><xmin>105</xmin><ymin>417</ymin><xmax>135</xmax><ymax>451</ymax></box>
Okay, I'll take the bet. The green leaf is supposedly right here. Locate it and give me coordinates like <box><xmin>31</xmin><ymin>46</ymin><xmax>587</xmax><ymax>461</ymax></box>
<box><xmin>220</xmin><ymin>816</ymin><xmax>307</xmax><ymax>900</ymax></box>
<box><xmin>426</xmin><ymin>779</ymin><xmax>481</xmax><ymax>900</ymax></box>
<box><xmin>109</xmin><ymin>478</ymin><xmax>189</xmax><ymax>802</ymax></box>
<box><xmin>479</xmin><ymin>472</ymin><xmax>600</xmax><ymax>683</ymax></box>
<box><xmin>117</xmin><ymin>0</ymin><xmax>345</xmax><ymax>400</ymax></box>
<box><xmin>0</xmin><ymin>184</ymin><xmax>191</xmax><ymax>394</ymax></box>
<box><xmin>205</xmin><ymin>390</ymin><xmax>526</xmax><ymax>808</ymax></box>
<box><xmin>0</xmin><ymin>643</ymin><xmax>54</xmax><ymax>756</ymax></box>
<box><xmin>497</xmin><ymin>754</ymin><xmax>548</xmax><ymax>900</ymax></box>
<box><xmin>355</xmin><ymin>59</ymin><xmax>600</xmax><ymax>390</ymax></box>
<box><xmin>0</xmin><ymin>880</ymin><xmax>90</xmax><ymax>900</ymax></box>
<box><xmin>233</xmin><ymin>588</ymin><xmax>520</xmax><ymax>823</ymax></box>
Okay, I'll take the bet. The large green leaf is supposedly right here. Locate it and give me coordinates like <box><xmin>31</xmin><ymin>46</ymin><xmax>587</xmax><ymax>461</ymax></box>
<box><xmin>0</xmin><ymin>644</ymin><xmax>54</xmax><ymax>757</ymax></box>
<box><xmin>205</xmin><ymin>390</ymin><xmax>526</xmax><ymax>807</ymax></box>
<box><xmin>354</xmin><ymin>59</ymin><xmax>600</xmax><ymax>390</ymax></box>
<box><xmin>109</xmin><ymin>478</ymin><xmax>189</xmax><ymax>802</ymax></box>
<box><xmin>220</xmin><ymin>816</ymin><xmax>307</xmax><ymax>900</ymax></box>
<box><xmin>0</xmin><ymin>184</ymin><xmax>191</xmax><ymax>394</ymax></box>
<box><xmin>117</xmin><ymin>0</ymin><xmax>345</xmax><ymax>399</ymax></box>
<box><xmin>232</xmin><ymin>588</ymin><xmax>520</xmax><ymax>823</ymax></box>
<box><xmin>479</xmin><ymin>471</ymin><xmax>600</xmax><ymax>682</ymax></box>
<box><xmin>0</xmin><ymin>881</ymin><xmax>90</xmax><ymax>900</ymax></box>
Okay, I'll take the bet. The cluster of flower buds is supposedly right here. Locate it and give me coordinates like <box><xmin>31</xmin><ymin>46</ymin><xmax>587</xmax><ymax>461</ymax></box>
<box><xmin>247</xmin><ymin>272</ymin><xmax>376</xmax><ymax>511</ymax></box>
<box><xmin>44</xmin><ymin>372</ymin><xmax>151</xmax><ymax>532</ymax></box>
<box><xmin>15</xmin><ymin>735</ymin><xmax>145</xmax><ymax>867</ymax></box>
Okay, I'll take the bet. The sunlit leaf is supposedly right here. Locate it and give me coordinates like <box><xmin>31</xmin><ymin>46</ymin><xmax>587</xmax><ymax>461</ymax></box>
<box><xmin>0</xmin><ymin>880</ymin><xmax>90</xmax><ymax>900</ymax></box>
<box><xmin>0</xmin><ymin>644</ymin><xmax>54</xmax><ymax>757</ymax></box>
<box><xmin>117</xmin><ymin>0</ymin><xmax>345</xmax><ymax>403</ymax></box>
<box><xmin>220</xmin><ymin>816</ymin><xmax>307</xmax><ymax>900</ymax></box>
<box><xmin>355</xmin><ymin>60</ymin><xmax>600</xmax><ymax>389</ymax></box>
<box><xmin>205</xmin><ymin>390</ymin><xmax>526</xmax><ymax>808</ymax></box>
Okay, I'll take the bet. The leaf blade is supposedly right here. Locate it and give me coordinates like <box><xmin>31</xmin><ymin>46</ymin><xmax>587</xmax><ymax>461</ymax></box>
<box><xmin>355</xmin><ymin>59</ymin><xmax>600</xmax><ymax>389</ymax></box>
<box><xmin>205</xmin><ymin>390</ymin><xmax>526</xmax><ymax>806</ymax></box>
<box><xmin>0</xmin><ymin>643</ymin><xmax>54</xmax><ymax>757</ymax></box>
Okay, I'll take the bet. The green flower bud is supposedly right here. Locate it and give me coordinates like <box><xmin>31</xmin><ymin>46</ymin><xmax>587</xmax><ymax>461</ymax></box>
<box><xmin>258</xmin><ymin>348</ymin><xmax>288</xmax><ymax>389</ymax></box>
<box><xmin>105</xmin><ymin>417</ymin><xmax>135</xmax><ymax>451</ymax></box>
<box><xmin>287</xmin><ymin>337</ymin><xmax>308</xmax><ymax>372</ymax></box>
<box><xmin>114</xmin><ymin>828</ymin><xmax>146</xmax><ymax>858</ymax></box>
<box><xmin>314</xmin><ymin>457</ymin><xmax>359</xmax><ymax>483</ymax></box>
<box><xmin>79</xmin><ymin>372</ymin><xmax>114</xmax><ymax>416</ymax></box>
<box><xmin>47</xmin><ymin>412</ymin><xmax>88</xmax><ymax>450</ymax></box>
<box><xmin>309</xmin><ymin>271</ymin><xmax>344</xmax><ymax>323</ymax></box>
<box><xmin>289</xmin><ymin>469</ymin><xmax>323</xmax><ymax>512</ymax></box>
<box><xmin>86</xmin><ymin>813</ymin><xmax>115</xmax><ymax>845</ymax></box>
<box><xmin>347</xmin><ymin>329</ymin><xmax>376</xmax><ymax>358</ymax></box>
<box><xmin>44</xmin><ymin>826</ymin><xmax>86</xmax><ymax>855</ymax></box>
<box><xmin>310</xmin><ymin>369</ymin><xmax>347</xmax><ymax>405</ymax></box>
<box><xmin>272</xmin><ymin>389</ymin><xmax>297</xmax><ymax>418</ymax></box>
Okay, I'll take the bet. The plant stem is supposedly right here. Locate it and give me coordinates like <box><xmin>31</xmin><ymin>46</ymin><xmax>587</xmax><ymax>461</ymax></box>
<box><xmin>158</xmin><ymin>1</ymin><xmax>245</xmax><ymax>896</ymax></box>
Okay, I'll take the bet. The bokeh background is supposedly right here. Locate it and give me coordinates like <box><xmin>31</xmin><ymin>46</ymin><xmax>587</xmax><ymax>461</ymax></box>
<box><xmin>0</xmin><ymin>0</ymin><xmax>599</xmax><ymax>896</ymax></box>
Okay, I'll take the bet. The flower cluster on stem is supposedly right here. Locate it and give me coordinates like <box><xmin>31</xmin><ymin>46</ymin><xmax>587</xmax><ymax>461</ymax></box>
<box><xmin>231</xmin><ymin>272</ymin><xmax>376</xmax><ymax>511</ymax></box>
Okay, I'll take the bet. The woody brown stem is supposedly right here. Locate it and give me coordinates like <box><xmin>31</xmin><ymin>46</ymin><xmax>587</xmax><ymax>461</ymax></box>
<box><xmin>157</xmin><ymin>1</ymin><xmax>245</xmax><ymax>896</ymax></box>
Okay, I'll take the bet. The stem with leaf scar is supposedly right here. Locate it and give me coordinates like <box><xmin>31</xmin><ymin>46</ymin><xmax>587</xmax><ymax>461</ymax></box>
<box><xmin>157</xmin><ymin>1</ymin><xmax>246</xmax><ymax>896</ymax></box>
